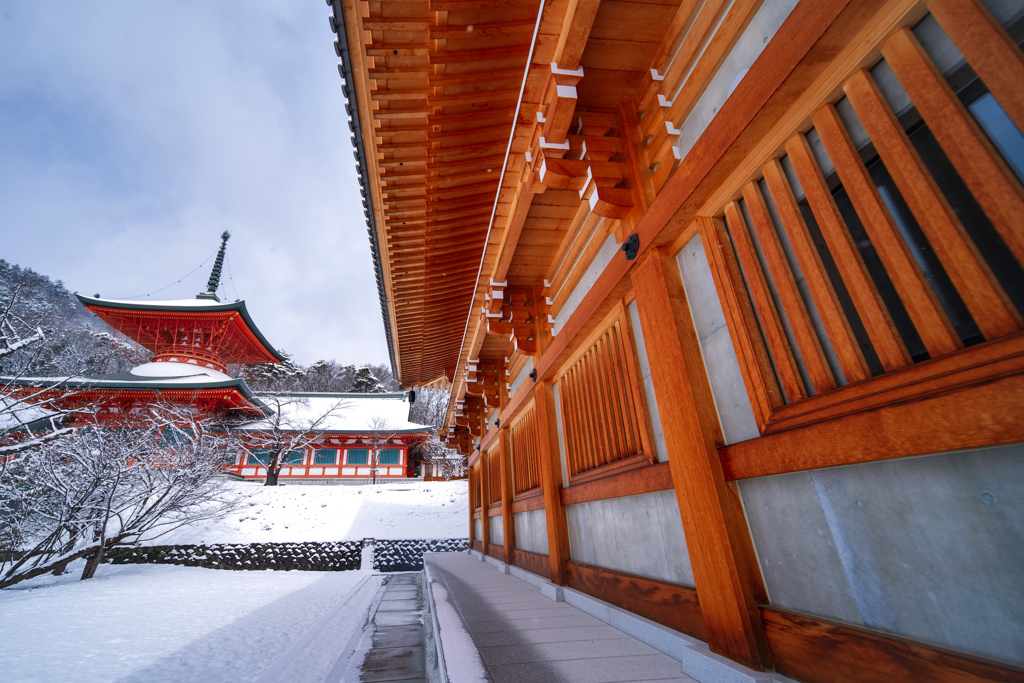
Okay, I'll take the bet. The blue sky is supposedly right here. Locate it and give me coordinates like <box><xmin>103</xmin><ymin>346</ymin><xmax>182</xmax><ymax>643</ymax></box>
<box><xmin>0</xmin><ymin>1</ymin><xmax>388</xmax><ymax>367</ymax></box>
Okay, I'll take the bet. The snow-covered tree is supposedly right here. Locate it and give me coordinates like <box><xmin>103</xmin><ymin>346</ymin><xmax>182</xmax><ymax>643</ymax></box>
<box><xmin>417</xmin><ymin>435</ymin><xmax>468</xmax><ymax>481</ymax></box>
<box><xmin>226</xmin><ymin>394</ymin><xmax>348</xmax><ymax>486</ymax></box>
<box><xmin>232</xmin><ymin>352</ymin><xmax>306</xmax><ymax>392</ymax></box>
<box><xmin>0</xmin><ymin>401</ymin><xmax>245</xmax><ymax>588</ymax></box>
<box><xmin>351</xmin><ymin>367</ymin><xmax>385</xmax><ymax>393</ymax></box>
<box><xmin>408</xmin><ymin>387</ymin><xmax>449</xmax><ymax>430</ymax></box>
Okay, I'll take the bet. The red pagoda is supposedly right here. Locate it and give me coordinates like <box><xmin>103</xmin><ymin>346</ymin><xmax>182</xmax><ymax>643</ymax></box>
<box><xmin>4</xmin><ymin>233</ymin><xmax>431</xmax><ymax>481</ymax></box>
<box><xmin>7</xmin><ymin>232</ymin><xmax>281</xmax><ymax>417</ymax></box>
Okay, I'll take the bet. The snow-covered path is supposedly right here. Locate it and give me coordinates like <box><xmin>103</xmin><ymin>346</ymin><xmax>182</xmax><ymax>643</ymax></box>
<box><xmin>0</xmin><ymin>563</ymin><xmax>382</xmax><ymax>683</ymax></box>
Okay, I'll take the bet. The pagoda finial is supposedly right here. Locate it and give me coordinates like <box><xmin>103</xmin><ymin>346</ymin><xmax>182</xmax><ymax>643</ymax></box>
<box><xmin>197</xmin><ymin>231</ymin><xmax>231</xmax><ymax>301</ymax></box>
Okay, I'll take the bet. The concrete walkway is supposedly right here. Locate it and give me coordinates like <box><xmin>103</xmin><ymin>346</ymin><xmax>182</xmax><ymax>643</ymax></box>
<box><xmin>427</xmin><ymin>553</ymin><xmax>697</xmax><ymax>683</ymax></box>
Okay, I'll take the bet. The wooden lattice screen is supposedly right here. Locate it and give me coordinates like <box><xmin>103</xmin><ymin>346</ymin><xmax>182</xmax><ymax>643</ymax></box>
<box><xmin>707</xmin><ymin>19</ymin><xmax>1024</xmax><ymax>410</ymax></box>
<box><xmin>510</xmin><ymin>405</ymin><xmax>541</xmax><ymax>495</ymax></box>
<box><xmin>557</xmin><ymin>310</ymin><xmax>649</xmax><ymax>479</ymax></box>
<box><xmin>487</xmin><ymin>448</ymin><xmax>502</xmax><ymax>505</ymax></box>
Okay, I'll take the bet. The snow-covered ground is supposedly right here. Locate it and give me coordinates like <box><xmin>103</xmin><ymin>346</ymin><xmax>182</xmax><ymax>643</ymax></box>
<box><xmin>0</xmin><ymin>563</ymin><xmax>381</xmax><ymax>683</ymax></box>
<box><xmin>1</xmin><ymin>479</ymin><xmax>469</xmax><ymax>682</ymax></box>
<box><xmin>153</xmin><ymin>479</ymin><xmax>468</xmax><ymax>544</ymax></box>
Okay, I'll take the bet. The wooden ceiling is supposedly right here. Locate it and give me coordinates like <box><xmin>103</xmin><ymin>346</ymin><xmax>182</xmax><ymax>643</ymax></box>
<box><xmin>338</xmin><ymin>0</ymin><xmax>541</xmax><ymax>385</ymax></box>
<box><xmin>338</xmin><ymin>0</ymin><xmax>683</xmax><ymax>390</ymax></box>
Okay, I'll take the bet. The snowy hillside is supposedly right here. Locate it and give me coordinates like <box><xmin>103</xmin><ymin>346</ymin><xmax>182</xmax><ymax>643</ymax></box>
<box><xmin>151</xmin><ymin>480</ymin><xmax>469</xmax><ymax>545</ymax></box>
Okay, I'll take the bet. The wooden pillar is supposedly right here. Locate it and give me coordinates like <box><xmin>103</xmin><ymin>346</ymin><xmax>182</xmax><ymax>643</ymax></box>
<box><xmin>479</xmin><ymin>452</ymin><xmax>491</xmax><ymax>552</ymax></box>
<box><xmin>499</xmin><ymin>427</ymin><xmax>516</xmax><ymax>564</ymax></box>
<box><xmin>468</xmin><ymin>462</ymin><xmax>476</xmax><ymax>547</ymax></box>
<box><xmin>535</xmin><ymin>379</ymin><xmax>570</xmax><ymax>584</ymax></box>
<box><xmin>630</xmin><ymin>247</ymin><xmax>771</xmax><ymax>670</ymax></box>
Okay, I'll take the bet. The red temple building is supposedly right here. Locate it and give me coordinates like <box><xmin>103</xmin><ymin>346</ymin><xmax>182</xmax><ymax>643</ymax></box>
<box><xmin>3</xmin><ymin>233</ymin><xmax>430</xmax><ymax>480</ymax></box>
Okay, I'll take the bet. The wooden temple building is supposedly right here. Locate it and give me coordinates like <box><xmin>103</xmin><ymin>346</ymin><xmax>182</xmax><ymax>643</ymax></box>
<box><xmin>331</xmin><ymin>0</ymin><xmax>1024</xmax><ymax>679</ymax></box>
<box><xmin>4</xmin><ymin>235</ymin><xmax>429</xmax><ymax>481</ymax></box>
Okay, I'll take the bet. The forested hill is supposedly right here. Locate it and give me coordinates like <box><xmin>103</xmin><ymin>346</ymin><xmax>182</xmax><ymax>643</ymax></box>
<box><xmin>0</xmin><ymin>259</ymin><xmax>142</xmax><ymax>377</ymax></box>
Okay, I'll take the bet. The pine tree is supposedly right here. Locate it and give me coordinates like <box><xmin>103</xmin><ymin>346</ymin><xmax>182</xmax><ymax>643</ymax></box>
<box><xmin>350</xmin><ymin>367</ymin><xmax>384</xmax><ymax>393</ymax></box>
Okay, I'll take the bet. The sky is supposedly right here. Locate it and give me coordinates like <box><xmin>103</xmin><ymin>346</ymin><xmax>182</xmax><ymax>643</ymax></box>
<box><xmin>0</xmin><ymin>1</ymin><xmax>389</xmax><ymax>368</ymax></box>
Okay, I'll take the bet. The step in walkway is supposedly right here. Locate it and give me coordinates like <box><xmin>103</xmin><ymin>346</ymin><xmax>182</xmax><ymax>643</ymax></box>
<box><xmin>354</xmin><ymin>572</ymin><xmax>429</xmax><ymax>683</ymax></box>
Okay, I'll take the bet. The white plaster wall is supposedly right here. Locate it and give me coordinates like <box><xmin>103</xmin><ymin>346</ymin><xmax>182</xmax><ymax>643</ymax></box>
<box><xmin>676</xmin><ymin>235</ymin><xmax>759</xmax><ymax>444</ymax></box>
<box><xmin>628</xmin><ymin>301</ymin><xmax>668</xmax><ymax>462</ymax></box>
<box><xmin>514</xmin><ymin>508</ymin><xmax>549</xmax><ymax>556</ymax></box>
<box><xmin>489</xmin><ymin>514</ymin><xmax>504</xmax><ymax>546</ymax></box>
<box><xmin>553</xmin><ymin>233</ymin><xmax>619</xmax><ymax>335</ymax></box>
<box><xmin>675</xmin><ymin>0</ymin><xmax>800</xmax><ymax>159</ymax></box>
<box><xmin>566</xmin><ymin>490</ymin><xmax>694</xmax><ymax>587</ymax></box>
<box><xmin>739</xmin><ymin>442</ymin><xmax>1024</xmax><ymax>667</ymax></box>
<box><xmin>473</xmin><ymin>517</ymin><xmax>482</xmax><ymax>542</ymax></box>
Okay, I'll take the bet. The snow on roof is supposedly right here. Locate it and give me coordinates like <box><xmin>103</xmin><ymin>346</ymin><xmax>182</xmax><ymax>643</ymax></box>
<box><xmin>241</xmin><ymin>392</ymin><xmax>431</xmax><ymax>434</ymax></box>
<box><xmin>130</xmin><ymin>362</ymin><xmax>232</xmax><ymax>383</ymax></box>
<box><xmin>0</xmin><ymin>397</ymin><xmax>57</xmax><ymax>430</ymax></box>
<box><xmin>81</xmin><ymin>297</ymin><xmax>231</xmax><ymax>308</ymax></box>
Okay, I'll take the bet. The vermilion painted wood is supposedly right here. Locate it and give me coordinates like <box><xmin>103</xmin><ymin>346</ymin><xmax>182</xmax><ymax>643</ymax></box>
<box><xmin>762</xmin><ymin>607</ymin><xmax>1024</xmax><ymax>683</ymax></box>
<box><xmin>631</xmin><ymin>248</ymin><xmax>770</xmax><ymax>669</ymax></box>
<box><xmin>566</xmin><ymin>561</ymin><xmax>707</xmax><ymax>641</ymax></box>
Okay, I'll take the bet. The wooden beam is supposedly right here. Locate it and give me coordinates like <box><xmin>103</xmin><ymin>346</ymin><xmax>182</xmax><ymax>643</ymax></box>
<box><xmin>762</xmin><ymin>607</ymin><xmax>1024</xmax><ymax>683</ymax></box>
<box><xmin>552</xmin><ymin>0</ymin><xmax>602</xmax><ymax>71</ymax></box>
<box><xmin>535</xmin><ymin>379</ymin><xmax>570</xmax><ymax>585</ymax></box>
<box><xmin>499</xmin><ymin>427</ymin><xmax>515</xmax><ymax>564</ymax></box>
<box><xmin>566</xmin><ymin>561</ymin><xmax>706</xmax><ymax>641</ymax></box>
<box><xmin>721</xmin><ymin>362</ymin><xmax>1024</xmax><ymax>480</ymax></box>
<box><xmin>630</xmin><ymin>247</ymin><xmax>771</xmax><ymax>669</ymax></box>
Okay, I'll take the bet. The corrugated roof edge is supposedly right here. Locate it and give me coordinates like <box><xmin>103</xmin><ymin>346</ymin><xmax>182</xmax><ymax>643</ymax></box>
<box><xmin>75</xmin><ymin>294</ymin><xmax>288</xmax><ymax>364</ymax></box>
<box><xmin>329</xmin><ymin>0</ymin><xmax>397</xmax><ymax>381</ymax></box>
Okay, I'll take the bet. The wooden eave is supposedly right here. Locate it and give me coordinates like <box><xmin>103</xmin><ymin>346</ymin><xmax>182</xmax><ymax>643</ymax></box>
<box><xmin>339</xmin><ymin>0</ymin><xmax>541</xmax><ymax>385</ymax></box>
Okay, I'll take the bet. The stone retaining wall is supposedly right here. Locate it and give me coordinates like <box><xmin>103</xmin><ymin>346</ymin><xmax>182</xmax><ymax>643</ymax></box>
<box><xmin>104</xmin><ymin>538</ymin><xmax>470</xmax><ymax>572</ymax></box>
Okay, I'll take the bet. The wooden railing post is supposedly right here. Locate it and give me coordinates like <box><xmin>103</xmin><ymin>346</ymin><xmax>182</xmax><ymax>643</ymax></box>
<box><xmin>480</xmin><ymin>453</ymin><xmax>491</xmax><ymax>552</ymax></box>
<box><xmin>535</xmin><ymin>379</ymin><xmax>570</xmax><ymax>584</ymax></box>
<box><xmin>499</xmin><ymin>426</ymin><xmax>515</xmax><ymax>564</ymax></box>
<box><xmin>630</xmin><ymin>247</ymin><xmax>772</xmax><ymax>670</ymax></box>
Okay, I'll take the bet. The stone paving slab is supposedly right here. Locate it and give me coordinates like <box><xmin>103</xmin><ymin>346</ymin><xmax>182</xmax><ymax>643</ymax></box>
<box><xmin>355</xmin><ymin>572</ymin><xmax>428</xmax><ymax>683</ymax></box>
<box><xmin>429</xmin><ymin>553</ymin><xmax>696</xmax><ymax>682</ymax></box>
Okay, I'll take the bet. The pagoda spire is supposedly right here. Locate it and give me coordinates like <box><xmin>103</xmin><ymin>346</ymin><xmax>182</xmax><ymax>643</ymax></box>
<box><xmin>197</xmin><ymin>231</ymin><xmax>231</xmax><ymax>301</ymax></box>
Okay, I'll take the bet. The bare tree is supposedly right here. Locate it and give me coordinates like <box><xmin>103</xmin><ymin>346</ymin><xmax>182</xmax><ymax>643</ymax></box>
<box><xmin>365</xmin><ymin>415</ymin><xmax>399</xmax><ymax>484</ymax></box>
<box><xmin>227</xmin><ymin>394</ymin><xmax>348</xmax><ymax>486</ymax></box>
<box><xmin>408</xmin><ymin>386</ymin><xmax>449</xmax><ymax>431</ymax></box>
<box><xmin>418</xmin><ymin>435</ymin><xmax>468</xmax><ymax>481</ymax></box>
<box><xmin>0</xmin><ymin>401</ymin><xmax>245</xmax><ymax>588</ymax></box>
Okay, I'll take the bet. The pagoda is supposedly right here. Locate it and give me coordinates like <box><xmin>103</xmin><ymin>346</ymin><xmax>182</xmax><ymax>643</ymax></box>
<box><xmin>9</xmin><ymin>233</ymin><xmax>283</xmax><ymax>417</ymax></box>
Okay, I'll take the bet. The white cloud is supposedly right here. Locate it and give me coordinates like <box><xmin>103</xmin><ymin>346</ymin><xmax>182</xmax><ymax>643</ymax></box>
<box><xmin>0</xmin><ymin>0</ymin><xmax>388</xmax><ymax>366</ymax></box>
